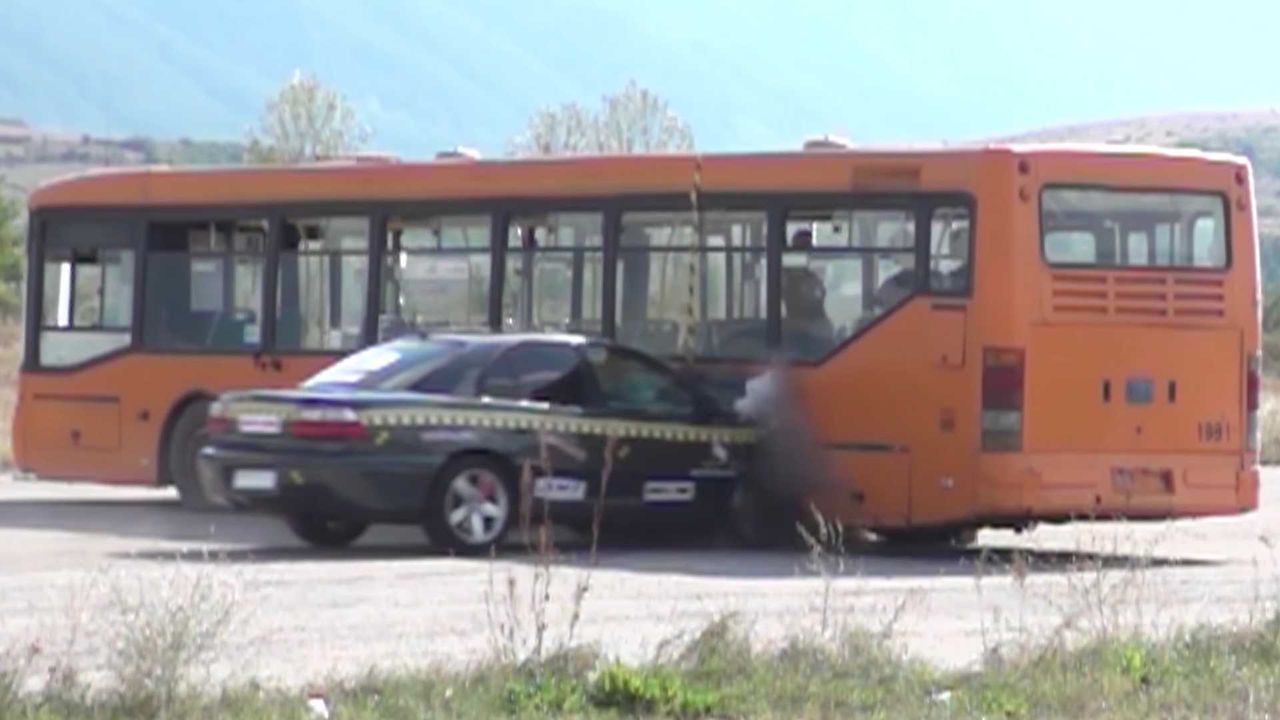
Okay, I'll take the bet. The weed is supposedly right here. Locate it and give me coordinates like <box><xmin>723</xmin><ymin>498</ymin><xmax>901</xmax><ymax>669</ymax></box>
<box><xmin>590</xmin><ymin>663</ymin><xmax>721</xmax><ymax>718</ymax></box>
<box><xmin>102</xmin><ymin>566</ymin><xmax>240</xmax><ymax>717</ymax></box>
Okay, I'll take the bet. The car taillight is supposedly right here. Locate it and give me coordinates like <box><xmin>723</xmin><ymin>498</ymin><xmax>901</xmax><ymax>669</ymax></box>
<box><xmin>288</xmin><ymin>406</ymin><xmax>367</xmax><ymax>440</ymax></box>
<box><xmin>982</xmin><ymin>347</ymin><xmax>1024</xmax><ymax>452</ymax></box>
<box><xmin>1247</xmin><ymin>352</ymin><xmax>1261</xmax><ymax>452</ymax></box>
<box><xmin>205</xmin><ymin>400</ymin><xmax>232</xmax><ymax>436</ymax></box>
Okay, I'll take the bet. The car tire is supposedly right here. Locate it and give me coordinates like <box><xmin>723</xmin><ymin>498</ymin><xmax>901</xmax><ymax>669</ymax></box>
<box><xmin>167</xmin><ymin>400</ymin><xmax>217</xmax><ymax>511</ymax></box>
<box><xmin>285</xmin><ymin>515</ymin><xmax>369</xmax><ymax>548</ymax></box>
<box><xmin>422</xmin><ymin>456</ymin><xmax>516</xmax><ymax>556</ymax></box>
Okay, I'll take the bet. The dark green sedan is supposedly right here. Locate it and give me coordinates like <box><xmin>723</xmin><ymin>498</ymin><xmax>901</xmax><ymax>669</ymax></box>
<box><xmin>196</xmin><ymin>333</ymin><xmax>760</xmax><ymax>554</ymax></box>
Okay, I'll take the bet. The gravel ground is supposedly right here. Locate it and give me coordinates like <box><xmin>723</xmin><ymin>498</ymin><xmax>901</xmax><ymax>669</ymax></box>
<box><xmin>0</xmin><ymin>472</ymin><xmax>1276</xmax><ymax>689</ymax></box>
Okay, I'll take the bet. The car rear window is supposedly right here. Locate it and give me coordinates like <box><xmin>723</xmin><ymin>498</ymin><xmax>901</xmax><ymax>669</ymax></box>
<box><xmin>302</xmin><ymin>339</ymin><xmax>464</xmax><ymax>390</ymax></box>
<box><xmin>1041</xmin><ymin>187</ymin><xmax>1228</xmax><ymax>269</ymax></box>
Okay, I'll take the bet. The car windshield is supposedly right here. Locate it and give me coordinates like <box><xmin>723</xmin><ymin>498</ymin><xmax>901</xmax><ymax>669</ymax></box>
<box><xmin>302</xmin><ymin>339</ymin><xmax>465</xmax><ymax>390</ymax></box>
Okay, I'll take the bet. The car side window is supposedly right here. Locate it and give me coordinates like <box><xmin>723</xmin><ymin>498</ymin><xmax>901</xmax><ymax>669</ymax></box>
<box><xmin>584</xmin><ymin>346</ymin><xmax>696</xmax><ymax>419</ymax></box>
<box><xmin>409</xmin><ymin>344</ymin><xmax>496</xmax><ymax>395</ymax></box>
<box><xmin>479</xmin><ymin>343</ymin><xmax>590</xmax><ymax>406</ymax></box>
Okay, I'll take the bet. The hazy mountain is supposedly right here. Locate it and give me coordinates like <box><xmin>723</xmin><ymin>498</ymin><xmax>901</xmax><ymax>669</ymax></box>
<box><xmin>6</xmin><ymin>0</ymin><xmax>1280</xmax><ymax>158</ymax></box>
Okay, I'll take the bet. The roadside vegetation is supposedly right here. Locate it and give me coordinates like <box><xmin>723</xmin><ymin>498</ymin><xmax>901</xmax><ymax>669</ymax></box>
<box><xmin>5</xmin><ymin>563</ymin><xmax>1280</xmax><ymax>719</ymax></box>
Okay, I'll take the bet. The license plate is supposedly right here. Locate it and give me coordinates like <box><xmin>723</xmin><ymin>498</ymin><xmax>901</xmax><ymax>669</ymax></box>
<box><xmin>643</xmin><ymin>480</ymin><xmax>695</xmax><ymax>503</ymax></box>
<box><xmin>237</xmin><ymin>414</ymin><xmax>283</xmax><ymax>435</ymax></box>
<box><xmin>533</xmin><ymin>476</ymin><xmax>587</xmax><ymax>502</ymax></box>
<box><xmin>1112</xmin><ymin>468</ymin><xmax>1173</xmax><ymax>495</ymax></box>
<box><xmin>232</xmin><ymin>468</ymin><xmax>278</xmax><ymax>492</ymax></box>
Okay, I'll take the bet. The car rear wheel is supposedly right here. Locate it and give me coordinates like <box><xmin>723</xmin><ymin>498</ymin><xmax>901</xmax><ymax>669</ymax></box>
<box><xmin>167</xmin><ymin>400</ymin><xmax>217</xmax><ymax>510</ymax></box>
<box><xmin>423</xmin><ymin>456</ymin><xmax>515</xmax><ymax>556</ymax></box>
<box><xmin>285</xmin><ymin>515</ymin><xmax>369</xmax><ymax>548</ymax></box>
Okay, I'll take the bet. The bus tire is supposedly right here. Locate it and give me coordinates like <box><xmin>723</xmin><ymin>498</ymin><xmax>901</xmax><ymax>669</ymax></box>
<box><xmin>166</xmin><ymin>399</ymin><xmax>217</xmax><ymax>511</ymax></box>
<box><xmin>877</xmin><ymin>526</ymin><xmax>977</xmax><ymax>549</ymax></box>
<box><xmin>285</xmin><ymin>515</ymin><xmax>368</xmax><ymax>549</ymax></box>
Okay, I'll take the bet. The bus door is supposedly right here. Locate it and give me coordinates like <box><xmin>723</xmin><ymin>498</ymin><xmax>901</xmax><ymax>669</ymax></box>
<box><xmin>906</xmin><ymin>206</ymin><xmax>975</xmax><ymax>526</ymax></box>
<box><xmin>21</xmin><ymin>217</ymin><xmax>138</xmax><ymax>479</ymax></box>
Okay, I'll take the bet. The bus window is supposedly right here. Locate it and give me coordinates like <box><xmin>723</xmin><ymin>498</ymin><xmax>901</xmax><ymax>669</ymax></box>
<box><xmin>143</xmin><ymin>220</ymin><xmax>267</xmax><ymax>351</ymax></box>
<box><xmin>929</xmin><ymin>206</ymin><xmax>971</xmax><ymax>293</ymax></box>
<box><xmin>382</xmin><ymin>215</ymin><xmax>491</xmax><ymax>334</ymax></box>
<box><xmin>1041</xmin><ymin>187</ymin><xmax>1227</xmax><ymax>269</ymax></box>
<box><xmin>503</xmin><ymin>213</ymin><xmax>603</xmax><ymax>335</ymax></box>
<box><xmin>38</xmin><ymin>220</ymin><xmax>135</xmax><ymax>367</ymax></box>
<box><xmin>782</xmin><ymin>208</ymin><xmax>916</xmax><ymax>360</ymax></box>
<box><xmin>276</xmin><ymin>216</ymin><xmax>370</xmax><ymax>351</ymax></box>
<box><xmin>616</xmin><ymin>210</ymin><xmax>766</xmax><ymax>359</ymax></box>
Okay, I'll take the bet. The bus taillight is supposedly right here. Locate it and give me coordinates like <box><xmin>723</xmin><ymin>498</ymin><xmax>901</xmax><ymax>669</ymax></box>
<box><xmin>1247</xmin><ymin>352</ymin><xmax>1261</xmax><ymax>452</ymax></box>
<box><xmin>982</xmin><ymin>347</ymin><xmax>1024</xmax><ymax>452</ymax></box>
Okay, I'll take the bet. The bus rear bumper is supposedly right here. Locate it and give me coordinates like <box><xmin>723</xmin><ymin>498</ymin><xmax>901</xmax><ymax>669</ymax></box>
<box><xmin>976</xmin><ymin>453</ymin><xmax>1259</xmax><ymax>523</ymax></box>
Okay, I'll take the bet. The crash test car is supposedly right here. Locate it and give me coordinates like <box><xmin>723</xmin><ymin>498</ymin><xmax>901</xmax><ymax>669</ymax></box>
<box><xmin>196</xmin><ymin>333</ymin><xmax>761</xmax><ymax>554</ymax></box>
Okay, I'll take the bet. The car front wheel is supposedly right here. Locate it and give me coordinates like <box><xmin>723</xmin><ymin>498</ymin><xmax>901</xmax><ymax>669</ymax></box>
<box><xmin>422</xmin><ymin>456</ymin><xmax>515</xmax><ymax>556</ymax></box>
<box><xmin>285</xmin><ymin>515</ymin><xmax>369</xmax><ymax>548</ymax></box>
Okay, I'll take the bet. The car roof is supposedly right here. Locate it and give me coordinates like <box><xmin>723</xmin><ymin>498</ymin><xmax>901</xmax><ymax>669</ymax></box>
<box><xmin>388</xmin><ymin>331</ymin><xmax>599</xmax><ymax>349</ymax></box>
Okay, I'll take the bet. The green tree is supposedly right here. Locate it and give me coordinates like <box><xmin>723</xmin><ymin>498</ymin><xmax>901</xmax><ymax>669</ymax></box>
<box><xmin>246</xmin><ymin>71</ymin><xmax>369</xmax><ymax>163</ymax></box>
<box><xmin>0</xmin><ymin>189</ymin><xmax>23</xmax><ymax>321</ymax></box>
<box><xmin>509</xmin><ymin>80</ymin><xmax>694</xmax><ymax>156</ymax></box>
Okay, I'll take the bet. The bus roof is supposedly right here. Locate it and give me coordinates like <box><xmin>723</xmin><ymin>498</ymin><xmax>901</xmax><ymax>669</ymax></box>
<box><xmin>27</xmin><ymin>143</ymin><xmax>1249</xmax><ymax>210</ymax></box>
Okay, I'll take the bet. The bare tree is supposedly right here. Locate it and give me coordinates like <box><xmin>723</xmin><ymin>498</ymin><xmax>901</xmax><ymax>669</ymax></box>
<box><xmin>596</xmin><ymin>80</ymin><xmax>694</xmax><ymax>153</ymax></box>
<box><xmin>0</xmin><ymin>188</ymin><xmax>23</xmax><ymax>320</ymax></box>
<box><xmin>509</xmin><ymin>80</ymin><xmax>694</xmax><ymax>156</ymax></box>
<box><xmin>510</xmin><ymin>102</ymin><xmax>598</xmax><ymax>156</ymax></box>
<box><xmin>247</xmin><ymin>71</ymin><xmax>369</xmax><ymax>163</ymax></box>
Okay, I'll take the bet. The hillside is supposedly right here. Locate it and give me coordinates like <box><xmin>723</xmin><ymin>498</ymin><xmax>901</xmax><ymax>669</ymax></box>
<box><xmin>3</xmin><ymin>110</ymin><xmax>1280</xmax><ymax>285</ymax></box>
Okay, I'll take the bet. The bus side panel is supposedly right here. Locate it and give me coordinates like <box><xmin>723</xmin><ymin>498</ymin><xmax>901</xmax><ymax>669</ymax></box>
<box><xmin>16</xmin><ymin>353</ymin><xmax>331</xmax><ymax>484</ymax></box>
<box><xmin>794</xmin><ymin>299</ymin><xmax>978</xmax><ymax>529</ymax></box>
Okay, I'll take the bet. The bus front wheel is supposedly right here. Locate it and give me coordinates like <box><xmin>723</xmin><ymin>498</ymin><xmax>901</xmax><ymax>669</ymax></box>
<box><xmin>166</xmin><ymin>400</ymin><xmax>217</xmax><ymax>510</ymax></box>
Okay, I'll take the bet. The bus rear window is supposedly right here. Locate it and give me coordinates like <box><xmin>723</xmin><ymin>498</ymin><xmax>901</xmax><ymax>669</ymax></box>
<box><xmin>1041</xmin><ymin>187</ymin><xmax>1228</xmax><ymax>269</ymax></box>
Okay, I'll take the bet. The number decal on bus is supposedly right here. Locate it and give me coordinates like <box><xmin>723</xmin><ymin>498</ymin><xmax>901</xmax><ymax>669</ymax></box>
<box><xmin>1197</xmin><ymin>421</ymin><xmax>1226</xmax><ymax>443</ymax></box>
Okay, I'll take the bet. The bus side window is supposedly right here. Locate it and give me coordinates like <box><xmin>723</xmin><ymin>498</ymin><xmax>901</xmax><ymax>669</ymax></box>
<box><xmin>143</xmin><ymin>219</ymin><xmax>267</xmax><ymax>351</ymax></box>
<box><xmin>781</xmin><ymin>208</ymin><xmax>915</xmax><ymax>360</ymax></box>
<box><xmin>503</xmin><ymin>213</ymin><xmax>604</xmax><ymax>335</ymax></box>
<box><xmin>616</xmin><ymin>210</ymin><xmax>767</xmax><ymax>361</ymax></box>
<box><xmin>276</xmin><ymin>216</ymin><xmax>370</xmax><ymax>351</ymax></box>
<box><xmin>929</xmin><ymin>206</ymin><xmax>971</xmax><ymax>293</ymax></box>
<box><xmin>382</xmin><ymin>215</ymin><xmax>491</xmax><ymax>334</ymax></box>
<box><xmin>37</xmin><ymin>220</ymin><xmax>135</xmax><ymax>368</ymax></box>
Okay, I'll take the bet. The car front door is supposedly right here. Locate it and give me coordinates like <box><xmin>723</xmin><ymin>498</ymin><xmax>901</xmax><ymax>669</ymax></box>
<box><xmin>475</xmin><ymin>342</ymin><xmax>606</xmax><ymax>525</ymax></box>
<box><xmin>578</xmin><ymin>344</ymin><xmax>734</xmax><ymax>524</ymax></box>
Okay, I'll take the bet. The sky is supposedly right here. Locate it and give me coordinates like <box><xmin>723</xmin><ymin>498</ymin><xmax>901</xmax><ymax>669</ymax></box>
<box><xmin>1</xmin><ymin>0</ymin><xmax>1278</xmax><ymax>156</ymax></box>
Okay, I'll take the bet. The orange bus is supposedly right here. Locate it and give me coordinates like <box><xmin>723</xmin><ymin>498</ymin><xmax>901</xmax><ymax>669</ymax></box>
<box><xmin>12</xmin><ymin>144</ymin><xmax>1260</xmax><ymax>538</ymax></box>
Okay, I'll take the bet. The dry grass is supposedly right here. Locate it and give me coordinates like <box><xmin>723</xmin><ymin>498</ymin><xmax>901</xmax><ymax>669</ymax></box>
<box><xmin>1262</xmin><ymin>381</ymin><xmax>1280</xmax><ymax>465</ymax></box>
<box><xmin>0</xmin><ymin>322</ymin><xmax>18</xmax><ymax>468</ymax></box>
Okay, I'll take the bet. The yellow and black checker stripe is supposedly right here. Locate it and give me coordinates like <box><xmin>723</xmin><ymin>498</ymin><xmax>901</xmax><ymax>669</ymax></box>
<box><xmin>226</xmin><ymin>401</ymin><xmax>758</xmax><ymax>445</ymax></box>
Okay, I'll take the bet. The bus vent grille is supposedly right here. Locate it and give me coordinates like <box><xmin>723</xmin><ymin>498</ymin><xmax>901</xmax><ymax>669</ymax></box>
<box><xmin>1047</xmin><ymin>272</ymin><xmax>1227</xmax><ymax>321</ymax></box>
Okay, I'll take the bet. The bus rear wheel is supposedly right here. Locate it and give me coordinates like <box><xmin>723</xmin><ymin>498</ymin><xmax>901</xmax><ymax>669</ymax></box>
<box><xmin>166</xmin><ymin>400</ymin><xmax>217</xmax><ymax>510</ymax></box>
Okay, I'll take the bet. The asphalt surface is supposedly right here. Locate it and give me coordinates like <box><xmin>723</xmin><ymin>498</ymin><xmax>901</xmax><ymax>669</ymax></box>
<box><xmin>1</xmin><ymin>472</ymin><xmax>1277</xmax><ymax>689</ymax></box>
